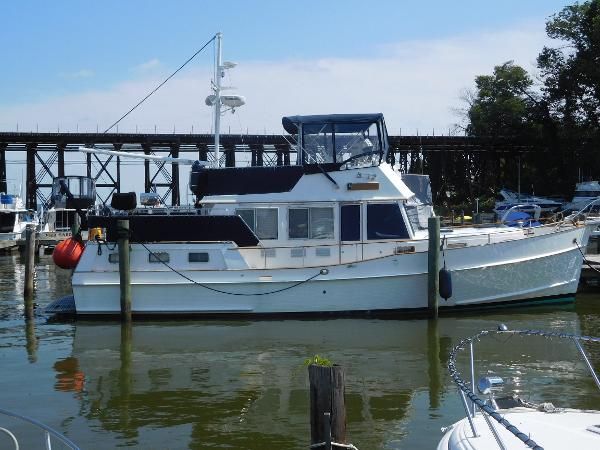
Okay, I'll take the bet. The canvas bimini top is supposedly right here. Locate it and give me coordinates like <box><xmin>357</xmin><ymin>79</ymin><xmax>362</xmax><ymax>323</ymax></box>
<box><xmin>281</xmin><ymin>113</ymin><xmax>385</xmax><ymax>134</ymax></box>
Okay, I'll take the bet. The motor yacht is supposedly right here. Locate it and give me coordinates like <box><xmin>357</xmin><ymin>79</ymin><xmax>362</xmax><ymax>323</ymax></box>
<box><xmin>64</xmin><ymin>112</ymin><xmax>597</xmax><ymax>316</ymax></box>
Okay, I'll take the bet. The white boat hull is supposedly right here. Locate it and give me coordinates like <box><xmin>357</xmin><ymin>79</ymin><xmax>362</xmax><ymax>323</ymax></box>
<box><xmin>438</xmin><ymin>408</ymin><xmax>600</xmax><ymax>450</ymax></box>
<box><xmin>71</xmin><ymin>224</ymin><xmax>589</xmax><ymax>315</ymax></box>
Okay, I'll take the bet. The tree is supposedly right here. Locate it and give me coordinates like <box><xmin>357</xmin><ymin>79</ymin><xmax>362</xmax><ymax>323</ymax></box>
<box><xmin>537</xmin><ymin>0</ymin><xmax>600</xmax><ymax>131</ymax></box>
<box><xmin>466</xmin><ymin>61</ymin><xmax>535</xmax><ymax>137</ymax></box>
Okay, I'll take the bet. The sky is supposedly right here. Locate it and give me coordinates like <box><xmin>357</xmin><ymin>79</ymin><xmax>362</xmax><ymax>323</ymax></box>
<box><xmin>0</xmin><ymin>0</ymin><xmax>577</xmax><ymax>199</ymax></box>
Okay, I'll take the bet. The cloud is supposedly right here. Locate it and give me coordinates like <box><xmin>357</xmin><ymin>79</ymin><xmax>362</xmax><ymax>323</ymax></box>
<box><xmin>59</xmin><ymin>69</ymin><xmax>94</xmax><ymax>79</ymax></box>
<box><xmin>1</xmin><ymin>21</ymin><xmax>550</xmax><ymax>136</ymax></box>
<box><xmin>133</xmin><ymin>58</ymin><xmax>161</xmax><ymax>73</ymax></box>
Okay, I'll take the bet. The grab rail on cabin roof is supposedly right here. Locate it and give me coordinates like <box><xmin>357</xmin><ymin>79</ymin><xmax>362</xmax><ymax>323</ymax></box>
<box><xmin>447</xmin><ymin>326</ymin><xmax>600</xmax><ymax>450</ymax></box>
<box><xmin>0</xmin><ymin>406</ymin><xmax>80</xmax><ymax>450</ymax></box>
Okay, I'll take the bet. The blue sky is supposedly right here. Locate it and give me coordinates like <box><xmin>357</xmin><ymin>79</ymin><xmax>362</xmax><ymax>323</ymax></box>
<box><xmin>1</xmin><ymin>0</ymin><xmax>573</xmax><ymax>107</ymax></box>
<box><xmin>0</xmin><ymin>0</ymin><xmax>578</xmax><ymax>198</ymax></box>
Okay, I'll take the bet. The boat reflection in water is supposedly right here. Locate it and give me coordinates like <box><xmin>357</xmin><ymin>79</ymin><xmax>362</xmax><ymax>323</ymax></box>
<box><xmin>63</xmin><ymin>319</ymin><xmax>445</xmax><ymax>449</ymax></box>
<box><xmin>51</xmin><ymin>304</ymin><xmax>600</xmax><ymax>449</ymax></box>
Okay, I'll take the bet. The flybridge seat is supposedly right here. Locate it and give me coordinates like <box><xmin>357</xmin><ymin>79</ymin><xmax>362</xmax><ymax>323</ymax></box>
<box><xmin>189</xmin><ymin>163</ymin><xmax>341</xmax><ymax>198</ymax></box>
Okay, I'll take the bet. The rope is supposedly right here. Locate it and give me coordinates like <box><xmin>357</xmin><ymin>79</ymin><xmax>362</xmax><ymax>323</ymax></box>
<box><xmin>106</xmin><ymin>226</ymin><xmax>328</xmax><ymax>296</ymax></box>
<box><xmin>573</xmin><ymin>238</ymin><xmax>600</xmax><ymax>275</ymax></box>
<box><xmin>102</xmin><ymin>34</ymin><xmax>216</xmax><ymax>134</ymax></box>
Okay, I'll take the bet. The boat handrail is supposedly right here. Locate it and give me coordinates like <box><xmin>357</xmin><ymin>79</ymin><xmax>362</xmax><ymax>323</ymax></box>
<box><xmin>448</xmin><ymin>326</ymin><xmax>600</xmax><ymax>450</ymax></box>
<box><xmin>0</xmin><ymin>406</ymin><xmax>80</xmax><ymax>450</ymax></box>
<box><xmin>499</xmin><ymin>204</ymin><xmax>542</xmax><ymax>223</ymax></box>
<box><xmin>569</xmin><ymin>197</ymin><xmax>600</xmax><ymax>217</ymax></box>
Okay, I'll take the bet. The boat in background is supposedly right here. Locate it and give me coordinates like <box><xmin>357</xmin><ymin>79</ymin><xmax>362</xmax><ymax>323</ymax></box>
<box><xmin>564</xmin><ymin>180</ymin><xmax>600</xmax><ymax>212</ymax></box>
<box><xmin>438</xmin><ymin>326</ymin><xmax>600</xmax><ymax>450</ymax></box>
<box><xmin>0</xmin><ymin>183</ymin><xmax>38</xmax><ymax>243</ymax></box>
<box><xmin>494</xmin><ymin>188</ymin><xmax>562</xmax><ymax>216</ymax></box>
<box><xmin>39</xmin><ymin>176</ymin><xmax>96</xmax><ymax>241</ymax></box>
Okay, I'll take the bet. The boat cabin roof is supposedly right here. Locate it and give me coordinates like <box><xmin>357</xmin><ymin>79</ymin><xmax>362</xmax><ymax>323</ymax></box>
<box><xmin>282</xmin><ymin>113</ymin><xmax>384</xmax><ymax>134</ymax></box>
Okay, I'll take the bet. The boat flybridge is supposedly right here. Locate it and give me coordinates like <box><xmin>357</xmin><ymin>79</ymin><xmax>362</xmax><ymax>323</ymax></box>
<box><xmin>63</xmin><ymin>112</ymin><xmax>600</xmax><ymax>316</ymax></box>
<box><xmin>39</xmin><ymin>176</ymin><xmax>96</xmax><ymax>241</ymax></box>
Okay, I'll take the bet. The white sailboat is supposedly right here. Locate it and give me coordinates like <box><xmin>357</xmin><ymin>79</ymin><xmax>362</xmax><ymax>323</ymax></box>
<box><xmin>63</xmin><ymin>33</ymin><xmax>597</xmax><ymax>316</ymax></box>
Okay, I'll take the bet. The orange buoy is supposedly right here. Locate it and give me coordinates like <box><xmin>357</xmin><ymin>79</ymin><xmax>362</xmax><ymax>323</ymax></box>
<box><xmin>52</xmin><ymin>238</ymin><xmax>84</xmax><ymax>269</ymax></box>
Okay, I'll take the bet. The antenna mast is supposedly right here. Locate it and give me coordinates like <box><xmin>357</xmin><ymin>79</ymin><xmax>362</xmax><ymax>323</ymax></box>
<box><xmin>214</xmin><ymin>32</ymin><xmax>223</xmax><ymax>168</ymax></box>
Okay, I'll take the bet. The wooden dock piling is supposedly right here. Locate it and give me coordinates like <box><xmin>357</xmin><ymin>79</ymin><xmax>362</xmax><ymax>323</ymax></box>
<box><xmin>308</xmin><ymin>364</ymin><xmax>346</xmax><ymax>448</ymax></box>
<box><xmin>23</xmin><ymin>225</ymin><xmax>36</xmax><ymax>318</ymax></box>
<box><xmin>428</xmin><ymin>216</ymin><xmax>440</xmax><ymax>318</ymax></box>
<box><xmin>117</xmin><ymin>219</ymin><xmax>132</xmax><ymax>322</ymax></box>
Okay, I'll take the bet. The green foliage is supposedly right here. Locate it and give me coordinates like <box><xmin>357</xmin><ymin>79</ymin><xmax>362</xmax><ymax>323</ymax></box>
<box><xmin>538</xmin><ymin>0</ymin><xmax>600</xmax><ymax>130</ymax></box>
<box><xmin>467</xmin><ymin>61</ymin><xmax>534</xmax><ymax>137</ymax></box>
<box><xmin>303</xmin><ymin>354</ymin><xmax>333</xmax><ymax>367</ymax></box>
<box><xmin>459</xmin><ymin>1</ymin><xmax>600</xmax><ymax>201</ymax></box>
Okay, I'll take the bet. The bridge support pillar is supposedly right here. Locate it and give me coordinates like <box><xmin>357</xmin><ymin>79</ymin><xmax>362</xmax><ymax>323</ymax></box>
<box><xmin>224</xmin><ymin>144</ymin><xmax>236</xmax><ymax>167</ymax></box>
<box><xmin>142</xmin><ymin>144</ymin><xmax>151</xmax><ymax>193</ymax></box>
<box><xmin>26</xmin><ymin>143</ymin><xmax>38</xmax><ymax>210</ymax></box>
<box><xmin>57</xmin><ymin>143</ymin><xmax>66</xmax><ymax>178</ymax></box>
<box><xmin>196</xmin><ymin>143</ymin><xmax>208</xmax><ymax>162</ymax></box>
<box><xmin>0</xmin><ymin>143</ymin><xmax>6</xmax><ymax>193</ymax></box>
<box><xmin>171</xmin><ymin>144</ymin><xmax>180</xmax><ymax>206</ymax></box>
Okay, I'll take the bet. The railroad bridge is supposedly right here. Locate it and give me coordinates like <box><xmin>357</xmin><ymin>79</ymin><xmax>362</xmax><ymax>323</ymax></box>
<box><xmin>0</xmin><ymin>132</ymin><xmax>537</xmax><ymax>208</ymax></box>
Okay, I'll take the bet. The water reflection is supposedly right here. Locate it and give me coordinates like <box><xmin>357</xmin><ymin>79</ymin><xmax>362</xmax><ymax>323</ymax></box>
<box><xmin>65</xmin><ymin>319</ymin><xmax>437</xmax><ymax>449</ymax></box>
<box><xmin>1</xmin><ymin>254</ymin><xmax>600</xmax><ymax>448</ymax></box>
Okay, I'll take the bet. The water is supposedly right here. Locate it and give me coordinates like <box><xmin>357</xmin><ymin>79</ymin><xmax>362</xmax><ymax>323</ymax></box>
<box><xmin>1</xmin><ymin>253</ymin><xmax>600</xmax><ymax>449</ymax></box>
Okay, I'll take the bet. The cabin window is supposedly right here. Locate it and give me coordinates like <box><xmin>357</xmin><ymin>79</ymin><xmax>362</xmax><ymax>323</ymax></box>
<box><xmin>189</xmin><ymin>252</ymin><xmax>209</xmax><ymax>263</ymax></box>
<box><xmin>367</xmin><ymin>203</ymin><xmax>409</xmax><ymax>240</ymax></box>
<box><xmin>108</xmin><ymin>253</ymin><xmax>119</xmax><ymax>264</ymax></box>
<box><xmin>236</xmin><ymin>208</ymin><xmax>278</xmax><ymax>240</ymax></box>
<box><xmin>404</xmin><ymin>204</ymin><xmax>431</xmax><ymax>231</ymax></box>
<box><xmin>289</xmin><ymin>208</ymin><xmax>309</xmax><ymax>238</ymax></box>
<box><xmin>149</xmin><ymin>252</ymin><xmax>170</xmax><ymax>263</ymax></box>
<box><xmin>340</xmin><ymin>204</ymin><xmax>361</xmax><ymax>241</ymax></box>
<box><xmin>289</xmin><ymin>207</ymin><xmax>334</xmax><ymax>239</ymax></box>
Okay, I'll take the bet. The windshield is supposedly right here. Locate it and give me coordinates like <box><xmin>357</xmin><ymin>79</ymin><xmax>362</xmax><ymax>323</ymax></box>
<box><xmin>302</xmin><ymin>121</ymin><xmax>383</xmax><ymax>167</ymax></box>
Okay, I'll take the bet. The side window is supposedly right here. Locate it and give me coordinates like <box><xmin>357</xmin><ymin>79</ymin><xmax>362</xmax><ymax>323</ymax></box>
<box><xmin>289</xmin><ymin>207</ymin><xmax>334</xmax><ymax>239</ymax></box>
<box><xmin>256</xmin><ymin>208</ymin><xmax>278</xmax><ymax>240</ymax></box>
<box><xmin>367</xmin><ymin>203</ymin><xmax>409</xmax><ymax>240</ymax></box>
<box><xmin>289</xmin><ymin>208</ymin><xmax>309</xmax><ymax>239</ymax></box>
<box><xmin>236</xmin><ymin>208</ymin><xmax>278</xmax><ymax>240</ymax></box>
<box><xmin>310</xmin><ymin>207</ymin><xmax>334</xmax><ymax>239</ymax></box>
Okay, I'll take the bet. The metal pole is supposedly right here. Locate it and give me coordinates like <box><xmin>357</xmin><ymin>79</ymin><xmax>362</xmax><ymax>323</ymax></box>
<box><xmin>214</xmin><ymin>32</ymin><xmax>222</xmax><ymax>168</ymax></box>
<box><xmin>482</xmin><ymin>411</ymin><xmax>506</xmax><ymax>450</ymax></box>
<box><xmin>470</xmin><ymin>341</ymin><xmax>476</xmax><ymax>417</ymax></box>
<box><xmin>459</xmin><ymin>390</ymin><xmax>478</xmax><ymax>437</ymax></box>
<box><xmin>574</xmin><ymin>338</ymin><xmax>600</xmax><ymax>392</ymax></box>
